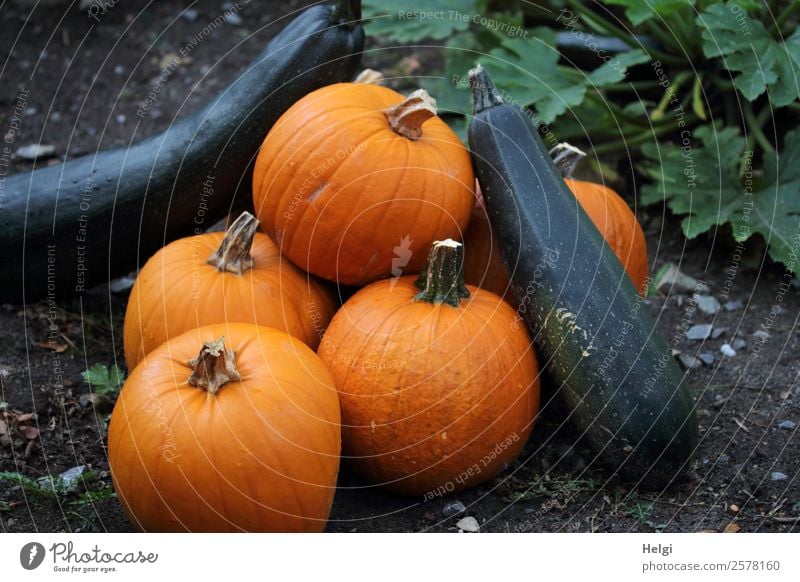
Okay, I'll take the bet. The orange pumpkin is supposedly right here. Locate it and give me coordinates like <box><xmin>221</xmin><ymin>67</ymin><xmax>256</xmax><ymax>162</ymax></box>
<box><xmin>108</xmin><ymin>323</ymin><xmax>341</xmax><ymax>532</ymax></box>
<box><xmin>123</xmin><ymin>212</ymin><xmax>336</xmax><ymax>369</ymax></box>
<box><xmin>464</xmin><ymin>179</ymin><xmax>649</xmax><ymax>297</ymax></box>
<box><xmin>317</xmin><ymin>240</ymin><xmax>540</xmax><ymax>496</ymax></box>
<box><xmin>566</xmin><ymin>178</ymin><xmax>649</xmax><ymax>295</ymax></box>
<box><xmin>252</xmin><ymin>83</ymin><xmax>474</xmax><ymax>285</ymax></box>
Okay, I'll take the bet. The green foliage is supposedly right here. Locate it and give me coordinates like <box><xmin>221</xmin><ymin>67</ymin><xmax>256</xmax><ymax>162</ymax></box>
<box><xmin>362</xmin><ymin>0</ymin><xmax>800</xmax><ymax>271</ymax></box>
<box><xmin>363</xmin><ymin>0</ymin><xmax>479</xmax><ymax>42</ymax></box>
<box><xmin>642</xmin><ymin>127</ymin><xmax>800</xmax><ymax>268</ymax></box>
<box><xmin>0</xmin><ymin>470</ymin><xmax>116</xmax><ymax>531</ymax></box>
<box><xmin>698</xmin><ymin>2</ymin><xmax>800</xmax><ymax>104</ymax></box>
<box><xmin>82</xmin><ymin>363</ymin><xmax>125</xmax><ymax>395</ymax></box>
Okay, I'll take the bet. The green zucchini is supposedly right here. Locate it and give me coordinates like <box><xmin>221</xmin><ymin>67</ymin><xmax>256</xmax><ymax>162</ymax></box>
<box><xmin>467</xmin><ymin>66</ymin><xmax>698</xmax><ymax>487</ymax></box>
<box><xmin>0</xmin><ymin>0</ymin><xmax>363</xmax><ymax>303</ymax></box>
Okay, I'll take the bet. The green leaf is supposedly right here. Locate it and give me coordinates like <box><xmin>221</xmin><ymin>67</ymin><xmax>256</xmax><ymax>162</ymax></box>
<box><xmin>605</xmin><ymin>0</ymin><xmax>695</xmax><ymax>25</ymax></box>
<box><xmin>484</xmin><ymin>29</ymin><xmax>585</xmax><ymax>123</ymax></box>
<box><xmin>587</xmin><ymin>49</ymin><xmax>651</xmax><ymax>86</ymax></box>
<box><xmin>697</xmin><ymin>2</ymin><xmax>800</xmax><ymax>105</ymax></box>
<box><xmin>363</xmin><ymin>0</ymin><xmax>478</xmax><ymax>42</ymax></box>
<box><xmin>82</xmin><ymin>364</ymin><xmax>125</xmax><ymax>395</ymax></box>
<box><xmin>641</xmin><ymin>126</ymin><xmax>800</xmax><ymax>271</ymax></box>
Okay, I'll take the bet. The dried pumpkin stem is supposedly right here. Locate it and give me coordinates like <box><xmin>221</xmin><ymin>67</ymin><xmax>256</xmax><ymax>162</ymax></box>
<box><xmin>414</xmin><ymin>239</ymin><xmax>470</xmax><ymax>308</ymax></box>
<box><xmin>355</xmin><ymin>68</ymin><xmax>384</xmax><ymax>84</ymax></box>
<box><xmin>206</xmin><ymin>211</ymin><xmax>259</xmax><ymax>274</ymax></box>
<box><xmin>384</xmin><ymin>89</ymin><xmax>437</xmax><ymax>140</ymax></box>
<box><xmin>187</xmin><ymin>337</ymin><xmax>241</xmax><ymax>395</ymax></box>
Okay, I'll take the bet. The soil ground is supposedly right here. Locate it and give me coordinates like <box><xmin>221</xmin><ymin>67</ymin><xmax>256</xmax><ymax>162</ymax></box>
<box><xmin>1</xmin><ymin>0</ymin><xmax>798</xmax><ymax>533</ymax></box>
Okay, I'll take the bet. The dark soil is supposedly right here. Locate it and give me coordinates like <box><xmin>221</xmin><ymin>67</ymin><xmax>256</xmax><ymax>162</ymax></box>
<box><xmin>1</xmin><ymin>0</ymin><xmax>798</xmax><ymax>533</ymax></box>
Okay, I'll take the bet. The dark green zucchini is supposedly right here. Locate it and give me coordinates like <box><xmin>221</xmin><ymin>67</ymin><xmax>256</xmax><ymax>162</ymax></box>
<box><xmin>467</xmin><ymin>66</ymin><xmax>698</xmax><ymax>488</ymax></box>
<box><xmin>0</xmin><ymin>0</ymin><xmax>363</xmax><ymax>303</ymax></box>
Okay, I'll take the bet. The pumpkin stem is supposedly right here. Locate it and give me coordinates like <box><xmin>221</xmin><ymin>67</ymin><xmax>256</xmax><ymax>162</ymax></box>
<box><xmin>384</xmin><ymin>89</ymin><xmax>437</xmax><ymax>140</ymax></box>
<box><xmin>206</xmin><ymin>211</ymin><xmax>258</xmax><ymax>275</ymax></box>
<box><xmin>468</xmin><ymin>65</ymin><xmax>504</xmax><ymax>114</ymax></box>
<box><xmin>355</xmin><ymin>68</ymin><xmax>384</xmax><ymax>84</ymax></box>
<box><xmin>550</xmin><ymin>142</ymin><xmax>587</xmax><ymax>179</ymax></box>
<box><xmin>413</xmin><ymin>239</ymin><xmax>470</xmax><ymax>308</ymax></box>
<box><xmin>187</xmin><ymin>337</ymin><xmax>241</xmax><ymax>395</ymax></box>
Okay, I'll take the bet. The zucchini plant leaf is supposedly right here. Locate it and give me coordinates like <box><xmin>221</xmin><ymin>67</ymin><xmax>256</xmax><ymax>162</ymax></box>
<box><xmin>363</xmin><ymin>0</ymin><xmax>479</xmax><ymax>42</ymax></box>
<box><xmin>587</xmin><ymin>49</ymin><xmax>652</xmax><ymax>86</ymax></box>
<box><xmin>697</xmin><ymin>1</ymin><xmax>800</xmax><ymax>105</ymax></box>
<box><xmin>604</xmin><ymin>0</ymin><xmax>696</xmax><ymax>26</ymax></box>
<box><xmin>641</xmin><ymin>126</ymin><xmax>800</xmax><ymax>271</ymax></box>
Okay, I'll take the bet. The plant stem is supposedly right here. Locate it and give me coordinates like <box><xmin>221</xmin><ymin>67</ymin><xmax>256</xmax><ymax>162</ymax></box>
<box><xmin>770</xmin><ymin>1</ymin><xmax>797</xmax><ymax>36</ymax></box>
<box><xmin>413</xmin><ymin>240</ymin><xmax>470</xmax><ymax>307</ymax></box>
<box><xmin>743</xmin><ymin>101</ymin><xmax>775</xmax><ymax>153</ymax></box>
<box><xmin>589</xmin><ymin>115</ymin><xmax>698</xmax><ymax>154</ymax></box>
<box><xmin>385</xmin><ymin>89</ymin><xmax>437</xmax><ymax>140</ymax></box>
<box><xmin>207</xmin><ymin>211</ymin><xmax>258</xmax><ymax>275</ymax></box>
<box><xmin>187</xmin><ymin>337</ymin><xmax>241</xmax><ymax>395</ymax></box>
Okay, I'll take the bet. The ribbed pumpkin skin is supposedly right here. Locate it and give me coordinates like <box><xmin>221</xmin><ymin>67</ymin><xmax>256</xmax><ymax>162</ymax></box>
<box><xmin>566</xmin><ymin>178</ymin><xmax>649</xmax><ymax>296</ymax></box>
<box><xmin>464</xmin><ymin>179</ymin><xmax>649</xmax><ymax>297</ymax></box>
<box><xmin>462</xmin><ymin>202</ymin><xmax>511</xmax><ymax>298</ymax></box>
<box><xmin>317</xmin><ymin>277</ymin><xmax>540</xmax><ymax>496</ymax></box>
<box><xmin>108</xmin><ymin>323</ymin><xmax>341</xmax><ymax>532</ymax></box>
<box><xmin>252</xmin><ymin>83</ymin><xmax>475</xmax><ymax>285</ymax></box>
<box><xmin>123</xmin><ymin>231</ymin><xmax>336</xmax><ymax>369</ymax></box>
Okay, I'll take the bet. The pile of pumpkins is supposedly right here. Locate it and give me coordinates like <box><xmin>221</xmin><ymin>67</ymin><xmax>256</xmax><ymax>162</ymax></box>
<box><xmin>108</xmin><ymin>72</ymin><xmax>648</xmax><ymax>532</ymax></box>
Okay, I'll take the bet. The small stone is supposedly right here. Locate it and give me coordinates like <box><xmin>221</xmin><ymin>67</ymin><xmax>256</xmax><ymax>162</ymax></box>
<box><xmin>687</xmin><ymin>324</ymin><xmax>713</xmax><ymax>341</ymax></box>
<box><xmin>181</xmin><ymin>8</ymin><xmax>199</xmax><ymax>21</ymax></box>
<box><xmin>113</xmin><ymin>65</ymin><xmax>125</xmax><ymax>75</ymax></box>
<box><xmin>778</xmin><ymin>420</ymin><xmax>796</xmax><ymax>430</ymax></box>
<box><xmin>456</xmin><ymin>516</ymin><xmax>480</xmax><ymax>532</ymax></box>
<box><xmin>116</xmin><ymin>114</ymin><xmax>126</xmax><ymax>125</ymax></box>
<box><xmin>6</xmin><ymin>518</ymin><xmax>15</xmax><ymax>527</ymax></box>
<box><xmin>224</xmin><ymin>11</ymin><xmax>243</xmax><ymax>25</ymax></box>
<box><xmin>728</xmin><ymin>504</ymin><xmax>739</xmax><ymax>514</ymax></box>
<box><xmin>678</xmin><ymin>353</ymin><xmax>702</xmax><ymax>369</ymax></box>
<box><xmin>718</xmin><ymin>454</ymin><xmax>730</xmax><ymax>463</ymax></box>
<box><xmin>697</xmin><ymin>353</ymin><xmax>715</xmax><ymax>365</ymax></box>
<box><xmin>723</xmin><ymin>299</ymin><xmax>744</xmax><ymax>311</ymax></box>
<box><xmin>732</xmin><ymin>338</ymin><xmax>747</xmax><ymax>351</ymax></box>
<box><xmin>711</xmin><ymin>327</ymin><xmax>728</xmax><ymax>339</ymax></box>
<box><xmin>753</xmin><ymin>330</ymin><xmax>770</xmax><ymax>341</ymax></box>
<box><xmin>653</xmin><ymin>263</ymin><xmax>710</xmax><ymax>294</ymax></box>
<box><xmin>57</xmin><ymin>465</ymin><xmax>87</xmax><ymax>492</ymax></box>
<box><xmin>771</xmin><ymin>472</ymin><xmax>788</xmax><ymax>481</ymax></box>
<box><xmin>442</xmin><ymin>501</ymin><xmax>466</xmax><ymax>517</ymax></box>
<box><xmin>23</xmin><ymin>106</ymin><xmax>38</xmax><ymax>116</ymax></box>
<box><xmin>79</xmin><ymin>393</ymin><xmax>114</xmax><ymax>414</ymax></box>
<box><xmin>693</xmin><ymin>294</ymin><xmax>720</xmax><ymax>315</ymax></box>
<box><xmin>16</xmin><ymin>144</ymin><xmax>56</xmax><ymax>160</ymax></box>
<box><xmin>50</xmin><ymin>111</ymin><xmax>62</xmax><ymax>122</ymax></box>
<box><xmin>720</xmin><ymin>344</ymin><xmax>736</xmax><ymax>358</ymax></box>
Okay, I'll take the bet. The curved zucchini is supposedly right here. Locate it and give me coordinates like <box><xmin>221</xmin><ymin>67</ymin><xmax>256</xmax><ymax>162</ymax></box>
<box><xmin>0</xmin><ymin>0</ymin><xmax>364</xmax><ymax>303</ymax></box>
<box><xmin>467</xmin><ymin>66</ymin><xmax>697</xmax><ymax>487</ymax></box>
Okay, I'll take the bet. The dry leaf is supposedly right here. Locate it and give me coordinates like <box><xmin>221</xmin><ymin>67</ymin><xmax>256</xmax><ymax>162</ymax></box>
<box><xmin>35</xmin><ymin>341</ymin><xmax>67</xmax><ymax>353</ymax></box>
<box><xmin>723</xmin><ymin>522</ymin><xmax>741</xmax><ymax>533</ymax></box>
<box><xmin>18</xmin><ymin>425</ymin><xmax>40</xmax><ymax>440</ymax></box>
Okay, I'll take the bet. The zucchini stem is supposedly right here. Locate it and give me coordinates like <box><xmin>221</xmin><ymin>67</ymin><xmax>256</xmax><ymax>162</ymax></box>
<box><xmin>414</xmin><ymin>240</ymin><xmax>470</xmax><ymax>307</ymax></box>
<box><xmin>330</xmin><ymin>0</ymin><xmax>361</xmax><ymax>27</ymax></box>
<box><xmin>468</xmin><ymin>65</ymin><xmax>504</xmax><ymax>114</ymax></box>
